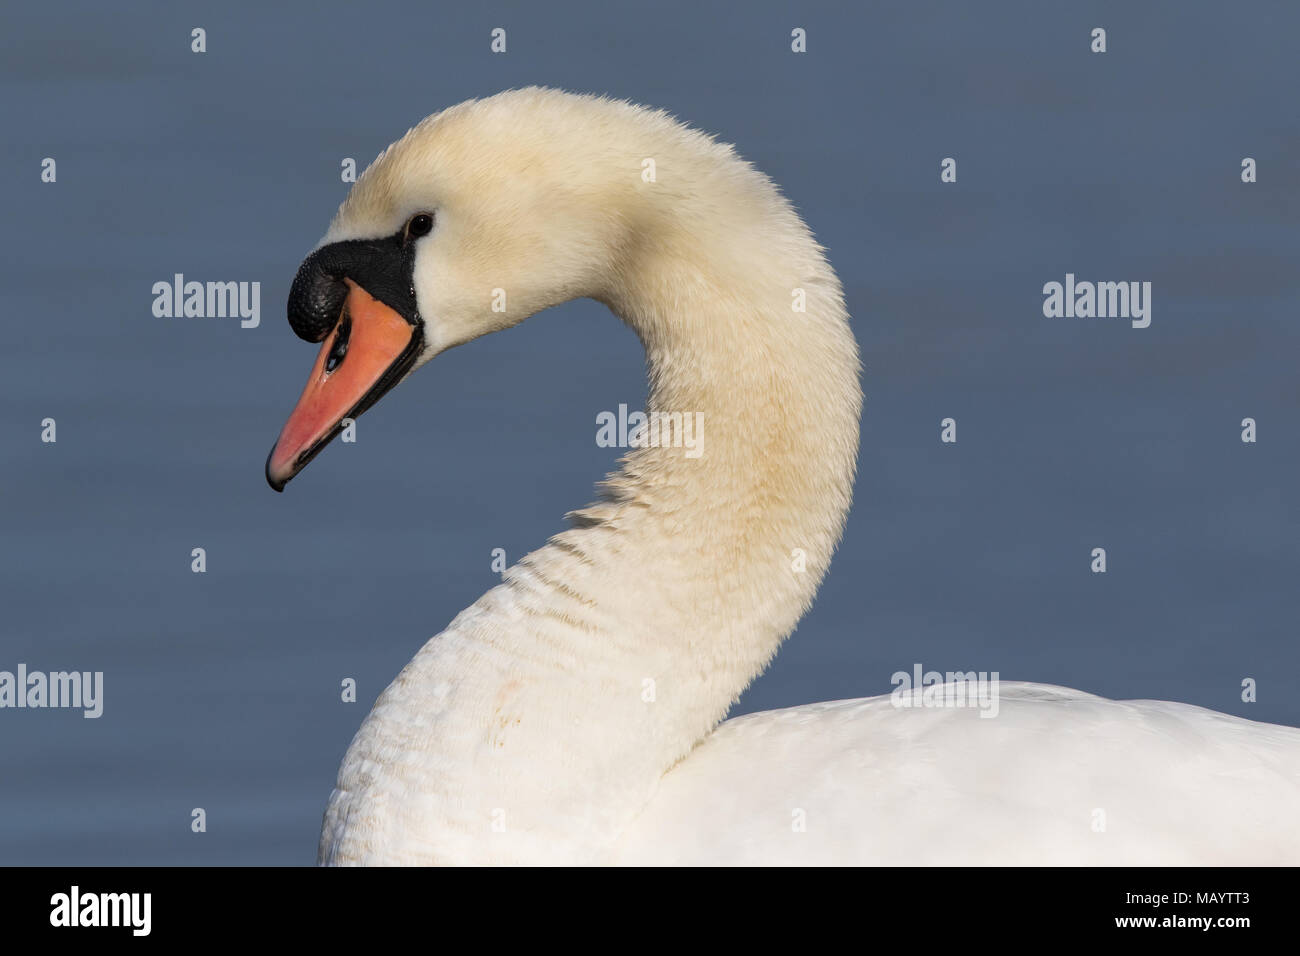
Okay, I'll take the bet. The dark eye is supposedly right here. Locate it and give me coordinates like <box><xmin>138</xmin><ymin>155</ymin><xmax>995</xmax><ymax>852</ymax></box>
<box><xmin>407</xmin><ymin>213</ymin><xmax>434</xmax><ymax>239</ymax></box>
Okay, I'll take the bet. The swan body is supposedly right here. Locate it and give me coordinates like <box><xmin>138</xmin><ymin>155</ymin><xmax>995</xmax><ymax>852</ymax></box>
<box><xmin>264</xmin><ymin>88</ymin><xmax>1300</xmax><ymax>865</ymax></box>
<box><xmin>615</xmin><ymin>684</ymin><xmax>1300</xmax><ymax>865</ymax></box>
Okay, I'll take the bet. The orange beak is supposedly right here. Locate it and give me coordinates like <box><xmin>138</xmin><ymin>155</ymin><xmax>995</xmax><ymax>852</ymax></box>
<box><xmin>266</xmin><ymin>280</ymin><xmax>421</xmax><ymax>491</ymax></box>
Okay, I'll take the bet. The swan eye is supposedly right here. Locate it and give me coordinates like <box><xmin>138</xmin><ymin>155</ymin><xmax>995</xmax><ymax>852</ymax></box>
<box><xmin>407</xmin><ymin>213</ymin><xmax>434</xmax><ymax>239</ymax></box>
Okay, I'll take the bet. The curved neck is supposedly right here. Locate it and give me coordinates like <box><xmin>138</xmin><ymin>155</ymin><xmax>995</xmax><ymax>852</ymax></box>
<box><xmin>577</xmin><ymin>224</ymin><xmax>862</xmax><ymax>678</ymax></box>
<box><xmin>331</xmin><ymin>185</ymin><xmax>861</xmax><ymax>865</ymax></box>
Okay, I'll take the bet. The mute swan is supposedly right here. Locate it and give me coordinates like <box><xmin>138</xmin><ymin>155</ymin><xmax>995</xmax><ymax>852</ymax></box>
<box><xmin>266</xmin><ymin>88</ymin><xmax>1300</xmax><ymax>865</ymax></box>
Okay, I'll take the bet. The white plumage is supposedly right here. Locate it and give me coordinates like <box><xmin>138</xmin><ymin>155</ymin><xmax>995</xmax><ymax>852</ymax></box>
<box><xmin>617</xmin><ymin>684</ymin><xmax>1300</xmax><ymax>865</ymax></box>
<box><xmin>291</xmin><ymin>88</ymin><xmax>1300</xmax><ymax>865</ymax></box>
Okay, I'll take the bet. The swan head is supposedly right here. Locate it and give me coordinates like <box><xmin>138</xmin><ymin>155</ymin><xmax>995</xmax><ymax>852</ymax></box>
<box><xmin>266</xmin><ymin>88</ymin><xmax>664</xmax><ymax>491</ymax></box>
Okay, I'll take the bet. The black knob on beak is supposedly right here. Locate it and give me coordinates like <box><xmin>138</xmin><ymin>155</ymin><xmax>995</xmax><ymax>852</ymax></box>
<box><xmin>285</xmin><ymin>232</ymin><xmax>420</xmax><ymax>343</ymax></box>
<box><xmin>287</xmin><ymin>250</ymin><xmax>348</xmax><ymax>343</ymax></box>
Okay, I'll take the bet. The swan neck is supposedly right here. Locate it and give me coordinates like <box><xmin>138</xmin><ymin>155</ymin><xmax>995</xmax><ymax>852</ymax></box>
<box><xmin>329</xmin><ymin>158</ymin><xmax>861</xmax><ymax>864</ymax></box>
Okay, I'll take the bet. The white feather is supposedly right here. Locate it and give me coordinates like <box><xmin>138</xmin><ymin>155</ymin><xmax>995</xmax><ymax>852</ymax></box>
<box><xmin>308</xmin><ymin>89</ymin><xmax>1300</xmax><ymax>865</ymax></box>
